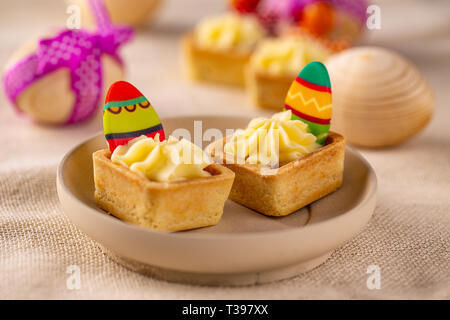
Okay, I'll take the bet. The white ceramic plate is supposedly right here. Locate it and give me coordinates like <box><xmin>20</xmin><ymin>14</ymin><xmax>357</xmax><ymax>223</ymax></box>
<box><xmin>57</xmin><ymin>116</ymin><xmax>377</xmax><ymax>285</ymax></box>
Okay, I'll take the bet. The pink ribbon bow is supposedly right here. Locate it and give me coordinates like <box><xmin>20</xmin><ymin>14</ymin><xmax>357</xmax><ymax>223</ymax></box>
<box><xmin>3</xmin><ymin>0</ymin><xmax>134</xmax><ymax>124</ymax></box>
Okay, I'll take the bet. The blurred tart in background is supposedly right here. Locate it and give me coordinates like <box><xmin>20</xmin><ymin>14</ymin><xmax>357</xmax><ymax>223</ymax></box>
<box><xmin>247</xmin><ymin>29</ymin><xmax>348</xmax><ymax>110</ymax></box>
<box><xmin>182</xmin><ymin>0</ymin><xmax>366</xmax><ymax>95</ymax></box>
<box><xmin>182</xmin><ymin>12</ymin><xmax>266</xmax><ymax>86</ymax></box>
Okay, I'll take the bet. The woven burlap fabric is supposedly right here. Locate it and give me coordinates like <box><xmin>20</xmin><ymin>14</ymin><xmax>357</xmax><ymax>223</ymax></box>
<box><xmin>0</xmin><ymin>0</ymin><xmax>449</xmax><ymax>300</ymax></box>
<box><xmin>1</xmin><ymin>109</ymin><xmax>448</xmax><ymax>300</ymax></box>
<box><xmin>0</xmin><ymin>146</ymin><xmax>448</xmax><ymax>299</ymax></box>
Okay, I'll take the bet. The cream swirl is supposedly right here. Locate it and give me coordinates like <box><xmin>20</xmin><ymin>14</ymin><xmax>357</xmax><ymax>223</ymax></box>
<box><xmin>223</xmin><ymin>110</ymin><xmax>320</xmax><ymax>167</ymax></box>
<box><xmin>194</xmin><ymin>13</ymin><xmax>265</xmax><ymax>52</ymax></box>
<box><xmin>111</xmin><ymin>134</ymin><xmax>212</xmax><ymax>182</ymax></box>
<box><xmin>251</xmin><ymin>36</ymin><xmax>332</xmax><ymax>76</ymax></box>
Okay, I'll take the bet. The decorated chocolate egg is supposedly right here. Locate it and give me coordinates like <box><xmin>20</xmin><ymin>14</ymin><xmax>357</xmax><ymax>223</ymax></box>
<box><xmin>284</xmin><ymin>61</ymin><xmax>332</xmax><ymax>144</ymax></box>
<box><xmin>103</xmin><ymin>81</ymin><xmax>165</xmax><ymax>152</ymax></box>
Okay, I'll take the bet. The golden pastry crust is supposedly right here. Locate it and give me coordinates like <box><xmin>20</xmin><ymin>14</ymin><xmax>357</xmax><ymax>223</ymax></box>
<box><xmin>93</xmin><ymin>149</ymin><xmax>235</xmax><ymax>232</ymax></box>
<box><xmin>181</xmin><ymin>34</ymin><xmax>252</xmax><ymax>87</ymax></box>
<box><xmin>245</xmin><ymin>68</ymin><xmax>293</xmax><ymax>111</ymax></box>
<box><xmin>208</xmin><ymin>132</ymin><xmax>345</xmax><ymax>216</ymax></box>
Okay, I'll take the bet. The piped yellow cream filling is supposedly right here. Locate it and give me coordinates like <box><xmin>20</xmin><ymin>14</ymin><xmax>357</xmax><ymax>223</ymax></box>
<box><xmin>194</xmin><ymin>13</ymin><xmax>265</xmax><ymax>52</ymax></box>
<box><xmin>224</xmin><ymin>110</ymin><xmax>320</xmax><ymax>167</ymax></box>
<box><xmin>111</xmin><ymin>134</ymin><xmax>213</xmax><ymax>182</ymax></box>
<box><xmin>251</xmin><ymin>36</ymin><xmax>332</xmax><ymax>76</ymax></box>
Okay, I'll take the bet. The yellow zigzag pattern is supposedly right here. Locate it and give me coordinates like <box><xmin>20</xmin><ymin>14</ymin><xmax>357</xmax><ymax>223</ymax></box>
<box><xmin>287</xmin><ymin>91</ymin><xmax>332</xmax><ymax>113</ymax></box>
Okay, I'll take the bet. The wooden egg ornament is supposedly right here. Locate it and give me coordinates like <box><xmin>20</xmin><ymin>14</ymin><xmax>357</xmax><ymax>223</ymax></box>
<box><xmin>284</xmin><ymin>61</ymin><xmax>332</xmax><ymax>145</ymax></box>
<box><xmin>3</xmin><ymin>0</ymin><xmax>133</xmax><ymax>125</ymax></box>
<box><xmin>103</xmin><ymin>81</ymin><xmax>165</xmax><ymax>153</ymax></box>
<box><xmin>75</xmin><ymin>0</ymin><xmax>164</xmax><ymax>28</ymax></box>
<box><xmin>326</xmin><ymin>47</ymin><xmax>435</xmax><ymax>148</ymax></box>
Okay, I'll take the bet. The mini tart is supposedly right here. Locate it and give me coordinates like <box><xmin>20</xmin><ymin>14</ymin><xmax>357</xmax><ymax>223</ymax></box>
<box><xmin>208</xmin><ymin>132</ymin><xmax>345</xmax><ymax>216</ymax></box>
<box><xmin>93</xmin><ymin>149</ymin><xmax>235</xmax><ymax>232</ymax></box>
<box><xmin>246</xmin><ymin>69</ymin><xmax>294</xmax><ymax>111</ymax></box>
<box><xmin>246</xmin><ymin>32</ymin><xmax>348</xmax><ymax>111</ymax></box>
<box><xmin>181</xmin><ymin>34</ymin><xmax>253</xmax><ymax>87</ymax></box>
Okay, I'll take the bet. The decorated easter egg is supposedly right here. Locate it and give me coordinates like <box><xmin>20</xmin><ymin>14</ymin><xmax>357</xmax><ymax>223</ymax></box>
<box><xmin>230</xmin><ymin>0</ymin><xmax>261</xmax><ymax>13</ymax></box>
<box><xmin>257</xmin><ymin>0</ymin><xmax>306</xmax><ymax>32</ymax></box>
<box><xmin>3</xmin><ymin>0</ymin><xmax>133</xmax><ymax>125</ymax></box>
<box><xmin>284</xmin><ymin>61</ymin><xmax>332</xmax><ymax>144</ymax></box>
<box><xmin>326</xmin><ymin>0</ymin><xmax>368</xmax><ymax>42</ymax></box>
<box><xmin>326</xmin><ymin>47</ymin><xmax>434</xmax><ymax>148</ymax></box>
<box><xmin>258</xmin><ymin>0</ymin><xmax>367</xmax><ymax>41</ymax></box>
<box><xmin>258</xmin><ymin>0</ymin><xmax>306</xmax><ymax>22</ymax></box>
<box><xmin>3</xmin><ymin>35</ymin><xmax>124</xmax><ymax>124</ymax></box>
<box><xmin>299</xmin><ymin>1</ymin><xmax>335</xmax><ymax>37</ymax></box>
<box><xmin>76</xmin><ymin>0</ymin><xmax>164</xmax><ymax>28</ymax></box>
<box><xmin>103</xmin><ymin>81</ymin><xmax>165</xmax><ymax>152</ymax></box>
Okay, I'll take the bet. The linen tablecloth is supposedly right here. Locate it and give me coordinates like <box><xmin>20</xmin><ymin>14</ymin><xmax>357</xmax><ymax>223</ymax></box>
<box><xmin>0</xmin><ymin>0</ymin><xmax>449</xmax><ymax>299</ymax></box>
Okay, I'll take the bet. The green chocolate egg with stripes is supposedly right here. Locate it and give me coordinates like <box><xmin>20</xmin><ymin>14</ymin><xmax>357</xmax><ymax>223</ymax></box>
<box><xmin>284</xmin><ymin>61</ymin><xmax>332</xmax><ymax>144</ymax></box>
